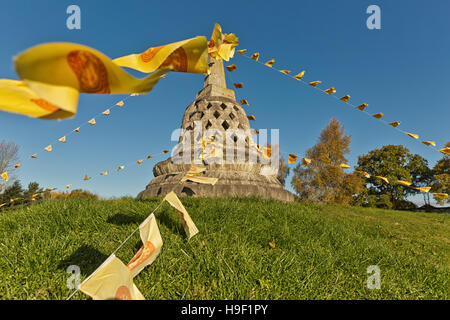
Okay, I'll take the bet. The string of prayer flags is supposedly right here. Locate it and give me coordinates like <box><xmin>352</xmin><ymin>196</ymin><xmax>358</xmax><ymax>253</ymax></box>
<box><xmin>247</xmin><ymin>115</ymin><xmax>255</xmax><ymax>121</ymax></box>
<box><xmin>389</xmin><ymin>121</ymin><xmax>401</xmax><ymax>128</ymax></box>
<box><xmin>301</xmin><ymin>157</ymin><xmax>311</xmax><ymax>167</ymax></box>
<box><xmin>372</xmin><ymin>113</ymin><xmax>384</xmax><ymax>119</ymax></box>
<box><xmin>88</xmin><ymin>118</ymin><xmax>96</xmax><ymax>126</ymax></box>
<box><xmin>4</xmin><ymin>43</ymin><xmax>168</xmax><ymax>119</ymax></box>
<box><xmin>163</xmin><ymin>191</ymin><xmax>199</xmax><ymax>240</ymax></box>
<box><xmin>44</xmin><ymin>145</ymin><xmax>52</xmax><ymax>152</ymax></box>
<box><xmin>113</xmin><ymin>36</ymin><xmax>209</xmax><ymax>74</ymax></box>
<box><xmin>422</xmin><ymin>141</ymin><xmax>436</xmax><ymax>147</ymax></box>
<box><xmin>280</xmin><ymin>70</ymin><xmax>291</xmax><ymax>75</ymax></box>
<box><xmin>251</xmin><ymin>53</ymin><xmax>260</xmax><ymax>61</ymax></box>
<box><xmin>233</xmin><ymin>83</ymin><xmax>243</xmax><ymax>89</ymax></box>
<box><xmin>294</xmin><ymin>71</ymin><xmax>305</xmax><ymax>80</ymax></box>
<box><xmin>288</xmin><ymin>154</ymin><xmax>298</xmax><ymax>164</ymax></box>
<box><xmin>237</xmin><ymin>49</ymin><xmax>247</xmax><ymax>54</ymax></box>
<box><xmin>207</xmin><ymin>24</ymin><xmax>239</xmax><ymax>61</ymax></box>
<box><xmin>264</xmin><ymin>59</ymin><xmax>275</xmax><ymax>67</ymax></box>
<box><xmin>324</xmin><ymin>87</ymin><xmax>336</xmax><ymax>95</ymax></box>
<box><xmin>226</xmin><ymin>64</ymin><xmax>237</xmax><ymax>72</ymax></box>
<box><xmin>102</xmin><ymin>109</ymin><xmax>110</xmax><ymax>116</ymax></box>
<box><xmin>404</xmin><ymin>132</ymin><xmax>419</xmax><ymax>140</ymax></box>
<box><xmin>396</xmin><ymin>180</ymin><xmax>412</xmax><ymax>187</ymax></box>
<box><xmin>356</xmin><ymin>103</ymin><xmax>368</xmax><ymax>111</ymax></box>
<box><xmin>1</xmin><ymin>171</ymin><xmax>8</xmax><ymax>182</ymax></box>
<box><xmin>240</xmin><ymin>99</ymin><xmax>249</xmax><ymax>106</ymax></box>
<box><xmin>439</xmin><ymin>147</ymin><xmax>450</xmax><ymax>155</ymax></box>
<box><xmin>79</xmin><ymin>254</ymin><xmax>145</xmax><ymax>300</ymax></box>
<box><xmin>127</xmin><ymin>213</ymin><xmax>163</xmax><ymax>278</ymax></box>
<box><xmin>58</xmin><ymin>136</ymin><xmax>67</xmax><ymax>143</ymax></box>
<box><xmin>339</xmin><ymin>95</ymin><xmax>350</xmax><ymax>103</ymax></box>
<box><xmin>309</xmin><ymin>81</ymin><xmax>321</xmax><ymax>87</ymax></box>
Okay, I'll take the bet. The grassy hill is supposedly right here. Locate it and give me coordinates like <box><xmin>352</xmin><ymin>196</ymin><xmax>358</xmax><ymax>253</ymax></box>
<box><xmin>0</xmin><ymin>197</ymin><xmax>448</xmax><ymax>300</ymax></box>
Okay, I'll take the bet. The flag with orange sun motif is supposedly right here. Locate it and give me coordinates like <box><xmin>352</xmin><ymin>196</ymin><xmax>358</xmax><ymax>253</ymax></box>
<box><xmin>78</xmin><ymin>254</ymin><xmax>145</xmax><ymax>300</ymax></box>
<box><xmin>127</xmin><ymin>213</ymin><xmax>163</xmax><ymax>278</ymax></box>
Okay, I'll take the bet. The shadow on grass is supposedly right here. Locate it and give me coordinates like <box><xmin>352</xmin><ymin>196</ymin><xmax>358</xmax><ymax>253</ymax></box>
<box><xmin>58</xmin><ymin>244</ymin><xmax>109</xmax><ymax>276</ymax></box>
<box><xmin>156</xmin><ymin>207</ymin><xmax>185</xmax><ymax>238</ymax></box>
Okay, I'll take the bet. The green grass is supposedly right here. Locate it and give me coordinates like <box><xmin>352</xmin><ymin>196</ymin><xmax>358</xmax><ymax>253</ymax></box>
<box><xmin>0</xmin><ymin>197</ymin><xmax>448</xmax><ymax>300</ymax></box>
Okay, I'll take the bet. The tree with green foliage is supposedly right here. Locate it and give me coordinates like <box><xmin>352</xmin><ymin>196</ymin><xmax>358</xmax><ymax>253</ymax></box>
<box><xmin>431</xmin><ymin>141</ymin><xmax>449</xmax><ymax>205</ymax></box>
<box><xmin>0</xmin><ymin>180</ymin><xmax>24</xmax><ymax>208</ymax></box>
<box><xmin>291</xmin><ymin>118</ymin><xmax>365</xmax><ymax>205</ymax></box>
<box><xmin>356</xmin><ymin>145</ymin><xmax>432</xmax><ymax>209</ymax></box>
<box><xmin>277</xmin><ymin>156</ymin><xmax>290</xmax><ymax>186</ymax></box>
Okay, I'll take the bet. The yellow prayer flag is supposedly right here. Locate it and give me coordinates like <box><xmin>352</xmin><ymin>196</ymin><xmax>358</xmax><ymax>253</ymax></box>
<box><xmin>251</xmin><ymin>53</ymin><xmax>260</xmax><ymax>61</ymax></box>
<box><xmin>389</xmin><ymin>121</ymin><xmax>401</xmax><ymax>128</ymax></box>
<box><xmin>404</xmin><ymin>132</ymin><xmax>419</xmax><ymax>140</ymax></box>
<box><xmin>130</xmin><ymin>93</ymin><xmax>140</xmax><ymax>97</ymax></box>
<box><xmin>79</xmin><ymin>254</ymin><xmax>145</xmax><ymax>300</ymax></box>
<box><xmin>309</xmin><ymin>81</ymin><xmax>321</xmax><ymax>87</ymax></box>
<box><xmin>422</xmin><ymin>141</ymin><xmax>436</xmax><ymax>146</ymax></box>
<box><xmin>288</xmin><ymin>154</ymin><xmax>298</xmax><ymax>164</ymax></box>
<box><xmin>226</xmin><ymin>64</ymin><xmax>237</xmax><ymax>72</ymax></box>
<box><xmin>208</xmin><ymin>24</ymin><xmax>239</xmax><ymax>61</ymax></box>
<box><xmin>439</xmin><ymin>147</ymin><xmax>450</xmax><ymax>155</ymax></box>
<box><xmin>83</xmin><ymin>175</ymin><xmax>91</xmax><ymax>181</ymax></box>
<box><xmin>433</xmin><ymin>193</ymin><xmax>449</xmax><ymax>199</ymax></box>
<box><xmin>375</xmin><ymin>176</ymin><xmax>389</xmax><ymax>183</ymax></box>
<box><xmin>356</xmin><ymin>103</ymin><xmax>368</xmax><ymax>111</ymax></box>
<box><xmin>237</xmin><ymin>49</ymin><xmax>247</xmax><ymax>54</ymax></box>
<box><xmin>102</xmin><ymin>109</ymin><xmax>110</xmax><ymax>116</ymax></box>
<box><xmin>247</xmin><ymin>115</ymin><xmax>255</xmax><ymax>121</ymax></box>
<box><xmin>280</xmin><ymin>70</ymin><xmax>291</xmax><ymax>75</ymax></box>
<box><xmin>340</xmin><ymin>163</ymin><xmax>350</xmax><ymax>169</ymax></box>
<box><xmin>240</xmin><ymin>99</ymin><xmax>249</xmax><ymax>106</ymax></box>
<box><xmin>30</xmin><ymin>154</ymin><xmax>37</xmax><ymax>159</ymax></box>
<box><xmin>136</xmin><ymin>160</ymin><xmax>143</xmax><ymax>165</ymax></box>
<box><xmin>301</xmin><ymin>157</ymin><xmax>311</xmax><ymax>167</ymax></box>
<box><xmin>324</xmin><ymin>87</ymin><xmax>336</xmax><ymax>95</ymax></box>
<box><xmin>187</xmin><ymin>166</ymin><xmax>206</xmax><ymax>175</ymax></box>
<box><xmin>116</xmin><ymin>101</ymin><xmax>124</xmax><ymax>107</ymax></box>
<box><xmin>233</xmin><ymin>83</ymin><xmax>243</xmax><ymax>89</ymax></box>
<box><xmin>100</xmin><ymin>171</ymin><xmax>109</xmax><ymax>176</ymax></box>
<box><xmin>294</xmin><ymin>71</ymin><xmax>305</xmax><ymax>80</ymax></box>
<box><xmin>372</xmin><ymin>113</ymin><xmax>384</xmax><ymax>119</ymax></box>
<box><xmin>146</xmin><ymin>155</ymin><xmax>153</xmax><ymax>159</ymax></box>
<box><xmin>44</xmin><ymin>145</ymin><xmax>52</xmax><ymax>152</ymax></box>
<box><xmin>414</xmin><ymin>186</ymin><xmax>431</xmax><ymax>193</ymax></box>
<box><xmin>58</xmin><ymin>136</ymin><xmax>66</xmax><ymax>143</ymax></box>
<box><xmin>88</xmin><ymin>118</ymin><xmax>96</xmax><ymax>126</ymax></box>
<box><xmin>114</xmin><ymin>36</ymin><xmax>209</xmax><ymax>74</ymax></box>
<box><xmin>74</xmin><ymin>127</ymin><xmax>80</xmax><ymax>133</ymax></box>
<box><xmin>14</xmin><ymin>162</ymin><xmax>21</xmax><ymax>169</ymax></box>
<box><xmin>262</xmin><ymin>146</ymin><xmax>272</xmax><ymax>159</ymax></box>
<box><xmin>321</xmin><ymin>155</ymin><xmax>331</xmax><ymax>164</ymax></box>
<box><xmin>339</xmin><ymin>95</ymin><xmax>350</xmax><ymax>103</ymax></box>
<box><xmin>1</xmin><ymin>171</ymin><xmax>8</xmax><ymax>182</ymax></box>
<box><xmin>127</xmin><ymin>213</ymin><xmax>163</xmax><ymax>278</ymax></box>
<box><xmin>162</xmin><ymin>150</ymin><xmax>169</xmax><ymax>154</ymax></box>
<box><xmin>180</xmin><ymin>175</ymin><xmax>219</xmax><ymax>185</ymax></box>
<box><xmin>264</xmin><ymin>59</ymin><xmax>275</xmax><ymax>67</ymax></box>
<box><xmin>358</xmin><ymin>171</ymin><xmax>371</xmax><ymax>179</ymax></box>
<box><xmin>164</xmin><ymin>191</ymin><xmax>199</xmax><ymax>240</ymax></box>
<box><xmin>66</xmin><ymin>184</ymin><xmax>72</xmax><ymax>190</ymax></box>
<box><xmin>117</xmin><ymin>165</ymin><xmax>125</xmax><ymax>171</ymax></box>
<box><xmin>396</xmin><ymin>180</ymin><xmax>412</xmax><ymax>187</ymax></box>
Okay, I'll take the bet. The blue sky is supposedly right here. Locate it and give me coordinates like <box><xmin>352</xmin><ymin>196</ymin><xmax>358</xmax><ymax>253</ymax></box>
<box><xmin>0</xmin><ymin>0</ymin><xmax>449</xmax><ymax>202</ymax></box>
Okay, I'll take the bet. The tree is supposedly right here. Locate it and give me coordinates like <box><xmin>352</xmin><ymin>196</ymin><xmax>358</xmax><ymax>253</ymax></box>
<box><xmin>23</xmin><ymin>182</ymin><xmax>44</xmax><ymax>204</ymax></box>
<box><xmin>356</xmin><ymin>145</ymin><xmax>432</xmax><ymax>208</ymax></box>
<box><xmin>277</xmin><ymin>156</ymin><xmax>290</xmax><ymax>186</ymax></box>
<box><xmin>291</xmin><ymin>118</ymin><xmax>364</xmax><ymax>205</ymax></box>
<box><xmin>0</xmin><ymin>180</ymin><xmax>24</xmax><ymax>209</ymax></box>
<box><xmin>431</xmin><ymin>141</ymin><xmax>450</xmax><ymax>205</ymax></box>
<box><xmin>0</xmin><ymin>140</ymin><xmax>19</xmax><ymax>192</ymax></box>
